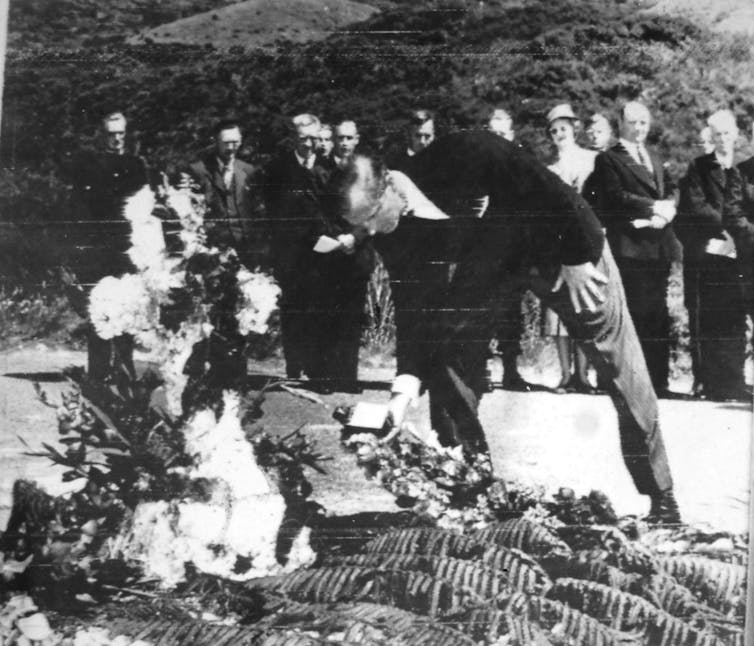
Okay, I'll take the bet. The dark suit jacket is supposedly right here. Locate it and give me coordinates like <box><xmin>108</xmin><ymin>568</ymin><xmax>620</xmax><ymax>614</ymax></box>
<box><xmin>186</xmin><ymin>154</ymin><xmax>264</xmax><ymax>256</ymax></box>
<box><xmin>731</xmin><ymin>156</ymin><xmax>754</xmax><ymax>255</ymax></box>
<box><xmin>584</xmin><ymin>142</ymin><xmax>678</xmax><ymax>262</ymax></box>
<box><xmin>677</xmin><ymin>153</ymin><xmax>744</xmax><ymax>265</ymax></box>
<box><xmin>69</xmin><ymin>149</ymin><xmax>150</xmax><ymax>284</ymax></box>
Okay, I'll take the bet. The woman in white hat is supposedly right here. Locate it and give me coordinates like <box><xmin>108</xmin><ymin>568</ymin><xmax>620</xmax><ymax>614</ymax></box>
<box><xmin>544</xmin><ymin>104</ymin><xmax>599</xmax><ymax>394</ymax></box>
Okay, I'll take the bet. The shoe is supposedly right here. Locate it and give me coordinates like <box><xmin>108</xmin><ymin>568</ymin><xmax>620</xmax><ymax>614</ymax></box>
<box><xmin>502</xmin><ymin>375</ymin><xmax>536</xmax><ymax>392</ymax></box>
<box><xmin>646</xmin><ymin>490</ymin><xmax>681</xmax><ymax>526</ymax></box>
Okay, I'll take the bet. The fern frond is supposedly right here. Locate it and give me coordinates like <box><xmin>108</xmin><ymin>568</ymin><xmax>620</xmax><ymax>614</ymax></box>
<box><xmin>473</xmin><ymin>517</ymin><xmax>571</xmax><ymax>556</ymax></box>
<box><xmin>540</xmin><ymin>550</ymin><xmax>638</xmax><ymax>590</ymax></box>
<box><xmin>329</xmin><ymin>553</ymin><xmax>514</xmax><ymax>602</ymax></box>
<box><xmin>364</xmin><ymin>527</ymin><xmax>481</xmax><ymax>558</ymax></box>
<box><xmin>258</xmin><ymin>631</ymin><xmax>324</xmax><ymax>646</ymax></box>
<box><xmin>525</xmin><ymin>595</ymin><xmax>643</xmax><ymax>646</ymax></box>
<box><xmin>478</xmin><ymin>545</ymin><xmax>553</xmax><ymax>594</ymax></box>
<box><xmin>547</xmin><ymin>577</ymin><xmax>658</xmax><ymax>631</ymax></box>
<box><xmin>548</xmin><ymin>578</ymin><xmax>727</xmax><ymax>645</ymax></box>
<box><xmin>269</xmin><ymin>566</ymin><xmax>481</xmax><ymax>617</ymax></box>
<box><xmin>361</xmin><ymin>528</ymin><xmax>552</xmax><ymax>594</ymax></box>
<box><xmin>658</xmin><ymin>555</ymin><xmax>747</xmax><ymax>613</ymax></box>
<box><xmin>452</xmin><ymin>607</ymin><xmax>555</xmax><ymax>644</ymax></box>
<box><xmin>555</xmin><ymin>526</ymin><xmax>658</xmax><ymax>574</ymax></box>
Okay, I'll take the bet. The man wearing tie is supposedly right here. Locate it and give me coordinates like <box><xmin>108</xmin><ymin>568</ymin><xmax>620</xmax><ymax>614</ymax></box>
<box><xmin>585</xmin><ymin>101</ymin><xmax>679</xmax><ymax>395</ymax></box>
<box><xmin>182</xmin><ymin>119</ymin><xmax>265</xmax><ymax>268</ymax></box>
<box><xmin>677</xmin><ymin>110</ymin><xmax>748</xmax><ymax>401</ymax></box>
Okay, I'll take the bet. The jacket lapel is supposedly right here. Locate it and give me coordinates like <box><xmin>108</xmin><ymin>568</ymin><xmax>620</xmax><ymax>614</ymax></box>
<box><xmin>208</xmin><ymin>158</ymin><xmax>228</xmax><ymax>196</ymax></box>
<box><xmin>613</xmin><ymin>143</ymin><xmax>658</xmax><ymax>196</ymax></box>
<box><xmin>703</xmin><ymin>154</ymin><xmax>725</xmax><ymax>194</ymax></box>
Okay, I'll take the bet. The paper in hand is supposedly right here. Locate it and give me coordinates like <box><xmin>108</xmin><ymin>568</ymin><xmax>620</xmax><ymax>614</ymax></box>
<box><xmin>313</xmin><ymin>235</ymin><xmax>341</xmax><ymax>253</ymax></box>
<box><xmin>347</xmin><ymin>402</ymin><xmax>389</xmax><ymax>430</ymax></box>
<box><xmin>630</xmin><ymin>218</ymin><xmax>652</xmax><ymax>229</ymax></box>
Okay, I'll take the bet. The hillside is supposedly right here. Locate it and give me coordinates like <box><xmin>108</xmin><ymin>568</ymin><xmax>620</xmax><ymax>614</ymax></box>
<box><xmin>128</xmin><ymin>0</ymin><xmax>380</xmax><ymax>49</ymax></box>
<box><xmin>646</xmin><ymin>0</ymin><xmax>754</xmax><ymax>36</ymax></box>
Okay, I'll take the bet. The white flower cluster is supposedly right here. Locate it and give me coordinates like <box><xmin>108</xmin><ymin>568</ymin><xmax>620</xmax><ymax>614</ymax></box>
<box><xmin>119</xmin><ymin>392</ymin><xmax>315</xmax><ymax>588</ymax></box>
<box><xmin>235</xmin><ymin>269</ymin><xmax>281</xmax><ymax>336</ymax></box>
<box><xmin>164</xmin><ymin>186</ymin><xmax>206</xmax><ymax>258</ymax></box>
<box><xmin>88</xmin><ymin>275</ymin><xmax>156</xmax><ymax>341</ymax></box>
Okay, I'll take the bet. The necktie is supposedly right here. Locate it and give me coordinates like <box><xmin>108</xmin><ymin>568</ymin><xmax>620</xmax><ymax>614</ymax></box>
<box><xmin>636</xmin><ymin>145</ymin><xmax>652</xmax><ymax>173</ymax></box>
<box><xmin>223</xmin><ymin>163</ymin><xmax>233</xmax><ymax>190</ymax></box>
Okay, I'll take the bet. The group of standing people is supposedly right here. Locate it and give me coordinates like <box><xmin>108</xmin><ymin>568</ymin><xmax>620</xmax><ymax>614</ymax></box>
<box><xmin>66</xmin><ymin>98</ymin><xmax>754</xmax><ymax>526</ymax></box>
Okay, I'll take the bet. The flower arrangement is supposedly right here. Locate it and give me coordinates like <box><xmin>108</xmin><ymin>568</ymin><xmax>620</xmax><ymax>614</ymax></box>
<box><xmin>13</xmin><ymin>184</ymin><xmax>319</xmax><ymax>592</ymax></box>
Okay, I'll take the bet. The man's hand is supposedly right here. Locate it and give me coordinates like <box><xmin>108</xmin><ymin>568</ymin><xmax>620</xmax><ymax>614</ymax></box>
<box><xmin>652</xmin><ymin>199</ymin><xmax>676</xmax><ymax>223</ymax></box>
<box><xmin>386</xmin><ymin>392</ymin><xmax>412</xmax><ymax>429</ymax></box>
<box><xmin>337</xmin><ymin>233</ymin><xmax>357</xmax><ymax>254</ymax></box>
<box><xmin>552</xmin><ymin>262</ymin><xmax>608</xmax><ymax>314</ymax></box>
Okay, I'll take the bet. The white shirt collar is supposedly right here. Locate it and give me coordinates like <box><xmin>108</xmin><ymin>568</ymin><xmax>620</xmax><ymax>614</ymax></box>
<box><xmin>294</xmin><ymin>150</ymin><xmax>315</xmax><ymax>169</ymax></box>
<box><xmin>714</xmin><ymin>151</ymin><xmax>734</xmax><ymax>170</ymax></box>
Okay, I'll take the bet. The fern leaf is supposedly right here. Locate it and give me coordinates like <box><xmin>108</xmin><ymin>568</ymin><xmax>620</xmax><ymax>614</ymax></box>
<box><xmin>548</xmin><ymin>578</ymin><xmax>727</xmax><ymax>646</ymax></box>
<box><xmin>451</xmin><ymin>607</ymin><xmax>555</xmax><ymax>644</ymax></box>
<box><xmin>268</xmin><ymin>602</ymin><xmax>477</xmax><ymax>646</ymax></box>
<box><xmin>473</xmin><ymin>517</ymin><xmax>571</xmax><ymax>556</ymax></box>
<box><xmin>556</xmin><ymin>526</ymin><xmax>658</xmax><ymax>574</ymax></box>
<box><xmin>524</xmin><ymin>595</ymin><xmax>642</xmax><ymax>646</ymax></box>
<box><xmin>361</xmin><ymin>527</ymin><xmax>552</xmax><ymax>593</ymax></box>
<box><xmin>547</xmin><ymin>577</ymin><xmax>658</xmax><ymax>631</ymax></box>
<box><xmin>364</xmin><ymin>527</ymin><xmax>482</xmax><ymax>558</ymax></box>
<box><xmin>540</xmin><ymin>550</ymin><xmax>638</xmax><ymax>590</ymax></box>
<box><xmin>269</xmin><ymin>566</ymin><xmax>479</xmax><ymax>617</ymax></box>
<box><xmin>658</xmin><ymin>555</ymin><xmax>747</xmax><ymax>614</ymax></box>
<box><xmin>329</xmin><ymin>552</ymin><xmax>514</xmax><ymax>601</ymax></box>
<box><xmin>257</xmin><ymin>631</ymin><xmax>324</xmax><ymax>646</ymax></box>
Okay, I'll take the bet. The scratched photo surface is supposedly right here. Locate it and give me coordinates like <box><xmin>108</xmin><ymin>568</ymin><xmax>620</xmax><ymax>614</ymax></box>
<box><xmin>0</xmin><ymin>1</ymin><xmax>751</xmax><ymax>644</ymax></box>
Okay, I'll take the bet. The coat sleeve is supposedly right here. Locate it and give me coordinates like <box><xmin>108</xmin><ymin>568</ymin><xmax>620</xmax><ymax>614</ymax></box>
<box><xmin>590</xmin><ymin>152</ymin><xmax>655</xmax><ymax>220</ymax></box>
<box><xmin>723</xmin><ymin>166</ymin><xmax>754</xmax><ymax>250</ymax></box>
<box><xmin>677</xmin><ymin>160</ymin><xmax>723</xmax><ymax>242</ymax></box>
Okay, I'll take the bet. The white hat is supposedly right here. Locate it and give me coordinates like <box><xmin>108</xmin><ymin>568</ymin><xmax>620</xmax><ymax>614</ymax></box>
<box><xmin>547</xmin><ymin>103</ymin><xmax>578</xmax><ymax>125</ymax></box>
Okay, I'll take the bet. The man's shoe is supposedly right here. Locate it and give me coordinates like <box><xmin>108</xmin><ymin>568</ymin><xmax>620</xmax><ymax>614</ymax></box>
<box><xmin>646</xmin><ymin>490</ymin><xmax>681</xmax><ymax>526</ymax></box>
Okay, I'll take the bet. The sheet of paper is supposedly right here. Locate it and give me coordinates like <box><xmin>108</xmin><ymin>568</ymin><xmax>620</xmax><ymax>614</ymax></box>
<box><xmin>348</xmin><ymin>402</ymin><xmax>388</xmax><ymax>430</ymax></box>
<box><xmin>313</xmin><ymin>235</ymin><xmax>341</xmax><ymax>253</ymax></box>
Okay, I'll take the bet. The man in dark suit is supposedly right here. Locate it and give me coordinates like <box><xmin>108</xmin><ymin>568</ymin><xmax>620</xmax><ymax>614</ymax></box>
<box><xmin>732</xmin><ymin>122</ymin><xmax>754</xmax><ymax>320</ymax></box>
<box><xmin>265</xmin><ymin>114</ymin><xmax>372</xmax><ymax>391</ymax></box>
<box><xmin>181</xmin><ymin>119</ymin><xmax>266</xmax><ymax>268</ymax></box>
<box><xmin>384</xmin><ymin>109</ymin><xmax>436</xmax><ymax>172</ymax></box>
<box><xmin>584</xmin><ymin>101</ymin><xmax>679</xmax><ymax>395</ymax></box>
<box><xmin>68</xmin><ymin>112</ymin><xmax>150</xmax><ymax>389</ymax></box>
<box><xmin>332</xmin><ymin>131</ymin><xmax>680</xmax><ymax>524</ymax></box>
<box><xmin>677</xmin><ymin>110</ymin><xmax>748</xmax><ymax>401</ymax></box>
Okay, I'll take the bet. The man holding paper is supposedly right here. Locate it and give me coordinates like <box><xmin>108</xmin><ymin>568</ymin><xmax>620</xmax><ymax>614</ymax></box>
<box><xmin>677</xmin><ymin>110</ymin><xmax>749</xmax><ymax>401</ymax></box>
<box><xmin>584</xmin><ymin>101</ymin><xmax>679</xmax><ymax>395</ymax></box>
<box><xmin>264</xmin><ymin>113</ymin><xmax>372</xmax><ymax>391</ymax></box>
<box><xmin>331</xmin><ymin>129</ymin><xmax>680</xmax><ymax>524</ymax></box>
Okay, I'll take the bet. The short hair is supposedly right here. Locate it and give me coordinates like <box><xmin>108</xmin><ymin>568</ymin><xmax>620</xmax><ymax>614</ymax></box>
<box><xmin>588</xmin><ymin>113</ymin><xmax>611</xmax><ymax>130</ymax></box>
<box><xmin>620</xmin><ymin>101</ymin><xmax>650</xmax><ymax>121</ymax></box>
<box><xmin>319</xmin><ymin>123</ymin><xmax>333</xmax><ymax>135</ymax></box>
<box><xmin>408</xmin><ymin>109</ymin><xmax>434</xmax><ymax>128</ymax></box>
<box><xmin>102</xmin><ymin>111</ymin><xmax>127</xmax><ymax>130</ymax></box>
<box><xmin>336</xmin><ymin>120</ymin><xmax>358</xmax><ymax>133</ymax></box>
<box><xmin>707</xmin><ymin>109</ymin><xmax>738</xmax><ymax>133</ymax></box>
<box><xmin>292</xmin><ymin>113</ymin><xmax>321</xmax><ymax>131</ymax></box>
<box><xmin>214</xmin><ymin>118</ymin><xmax>242</xmax><ymax>137</ymax></box>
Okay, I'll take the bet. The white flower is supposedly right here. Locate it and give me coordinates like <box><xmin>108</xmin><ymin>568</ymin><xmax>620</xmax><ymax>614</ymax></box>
<box><xmin>88</xmin><ymin>274</ymin><xmax>157</xmax><ymax>340</ymax></box>
<box><xmin>235</xmin><ymin>270</ymin><xmax>280</xmax><ymax>336</ymax></box>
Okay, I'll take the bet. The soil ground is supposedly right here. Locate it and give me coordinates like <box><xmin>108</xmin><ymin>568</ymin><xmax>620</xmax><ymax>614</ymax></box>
<box><xmin>1</xmin><ymin>344</ymin><xmax>750</xmax><ymax>534</ymax></box>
